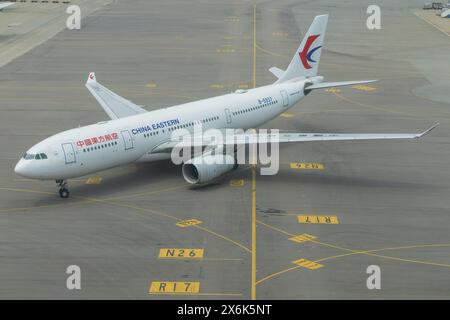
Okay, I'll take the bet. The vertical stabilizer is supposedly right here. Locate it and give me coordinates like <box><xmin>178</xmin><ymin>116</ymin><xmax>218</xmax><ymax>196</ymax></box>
<box><xmin>276</xmin><ymin>14</ymin><xmax>328</xmax><ymax>83</ymax></box>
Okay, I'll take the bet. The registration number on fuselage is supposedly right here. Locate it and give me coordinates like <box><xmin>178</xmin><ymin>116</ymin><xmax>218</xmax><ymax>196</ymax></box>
<box><xmin>258</xmin><ymin>97</ymin><xmax>274</xmax><ymax>105</ymax></box>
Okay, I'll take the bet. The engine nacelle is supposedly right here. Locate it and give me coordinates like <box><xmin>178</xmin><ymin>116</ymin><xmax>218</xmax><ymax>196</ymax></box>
<box><xmin>182</xmin><ymin>154</ymin><xmax>236</xmax><ymax>184</ymax></box>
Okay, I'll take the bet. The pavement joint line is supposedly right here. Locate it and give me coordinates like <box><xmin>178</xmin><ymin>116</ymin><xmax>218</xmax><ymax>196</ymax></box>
<box><xmin>254</xmin><ymin>41</ymin><xmax>429</xmax><ymax>118</ymax></box>
<box><xmin>130</xmin><ymin>92</ymin><xmax>197</xmax><ymax>100</ymax></box>
<box><xmin>0</xmin><ymin>165</ymin><xmax>252</xmax><ymax>214</ymax></box>
<box><xmin>333</xmin><ymin>91</ymin><xmax>405</xmax><ymax>115</ymax></box>
<box><xmin>102</xmin><ymin>183</ymin><xmax>188</xmax><ymax>201</ymax></box>
<box><xmin>255</xmin><ymin>39</ymin><xmax>440</xmax><ymax>77</ymax></box>
<box><xmin>256</xmin><ymin>220</ymin><xmax>450</xmax><ymax>285</ymax></box>
<box><xmin>0</xmin><ymin>183</ymin><xmax>187</xmax><ymax>213</ymax></box>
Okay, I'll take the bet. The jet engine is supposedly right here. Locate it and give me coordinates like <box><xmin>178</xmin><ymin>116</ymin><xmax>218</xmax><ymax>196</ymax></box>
<box><xmin>182</xmin><ymin>154</ymin><xmax>236</xmax><ymax>184</ymax></box>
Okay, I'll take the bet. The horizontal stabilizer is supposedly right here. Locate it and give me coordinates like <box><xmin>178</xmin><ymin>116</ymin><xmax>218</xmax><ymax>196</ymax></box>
<box><xmin>305</xmin><ymin>80</ymin><xmax>377</xmax><ymax>92</ymax></box>
<box><xmin>269</xmin><ymin>67</ymin><xmax>285</xmax><ymax>79</ymax></box>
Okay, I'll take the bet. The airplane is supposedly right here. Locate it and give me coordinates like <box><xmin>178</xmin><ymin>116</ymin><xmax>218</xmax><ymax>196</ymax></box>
<box><xmin>0</xmin><ymin>2</ymin><xmax>14</xmax><ymax>11</ymax></box>
<box><xmin>14</xmin><ymin>14</ymin><xmax>438</xmax><ymax>198</ymax></box>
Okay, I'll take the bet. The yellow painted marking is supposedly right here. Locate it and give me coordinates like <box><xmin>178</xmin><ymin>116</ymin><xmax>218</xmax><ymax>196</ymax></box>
<box><xmin>280</xmin><ymin>112</ymin><xmax>294</xmax><ymax>118</ymax></box>
<box><xmin>145</xmin><ymin>83</ymin><xmax>158</xmax><ymax>88</ymax></box>
<box><xmin>238</xmin><ymin>84</ymin><xmax>249</xmax><ymax>89</ymax></box>
<box><xmin>209</xmin><ymin>84</ymin><xmax>225</xmax><ymax>89</ymax></box>
<box><xmin>289</xmin><ymin>234</ymin><xmax>317</xmax><ymax>243</ymax></box>
<box><xmin>149</xmin><ymin>281</ymin><xmax>200</xmax><ymax>294</ymax></box>
<box><xmin>325</xmin><ymin>88</ymin><xmax>340</xmax><ymax>93</ymax></box>
<box><xmin>176</xmin><ymin>219</ymin><xmax>202</xmax><ymax>228</ymax></box>
<box><xmin>290</xmin><ymin>162</ymin><xmax>324</xmax><ymax>170</ymax></box>
<box><xmin>298</xmin><ymin>215</ymin><xmax>339</xmax><ymax>224</ymax></box>
<box><xmin>292</xmin><ymin>258</ymin><xmax>324</xmax><ymax>270</ymax></box>
<box><xmin>225</xmin><ymin>16</ymin><xmax>240</xmax><ymax>22</ymax></box>
<box><xmin>352</xmin><ymin>84</ymin><xmax>376</xmax><ymax>92</ymax></box>
<box><xmin>158</xmin><ymin>248</ymin><xmax>204</xmax><ymax>259</ymax></box>
<box><xmin>272</xmin><ymin>31</ymin><xmax>288</xmax><ymax>37</ymax></box>
<box><xmin>85</xmin><ymin>176</ymin><xmax>102</xmax><ymax>185</ymax></box>
<box><xmin>230</xmin><ymin>179</ymin><xmax>244</xmax><ymax>187</ymax></box>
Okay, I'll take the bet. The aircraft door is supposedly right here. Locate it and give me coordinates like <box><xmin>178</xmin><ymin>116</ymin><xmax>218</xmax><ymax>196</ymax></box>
<box><xmin>224</xmin><ymin>108</ymin><xmax>232</xmax><ymax>124</ymax></box>
<box><xmin>61</xmin><ymin>143</ymin><xmax>76</xmax><ymax>164</ymax></box>
<box><xmin>280</xmin><ymin>90</ymin><xmax>289</xmax><ymax>107</ymax></box>
<box><xmin>121</xmin><ymin>130</ymin><xmax>134</xmax><ymax>150</ymax></box>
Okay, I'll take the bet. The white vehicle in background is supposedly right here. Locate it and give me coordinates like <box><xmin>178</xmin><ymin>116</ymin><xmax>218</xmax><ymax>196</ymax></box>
<box><xmin>14</xmin><ymin>14</ymin><xmax>438</xmax><ymax>198</ymax></box>
<box><xmin>0</xmin><ymin>2</ymin><xmax>14</xmax><ymax>11</ymax></box>
<box><xmin>440</xmin><ymin>8</ymin><xmax>450</xmax><ymax>17</ymax></box>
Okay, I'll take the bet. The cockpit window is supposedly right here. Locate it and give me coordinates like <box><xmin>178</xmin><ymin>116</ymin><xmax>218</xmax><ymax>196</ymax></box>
<box><xmin>23</xmin><ymin>153</ymin><xmax>34</xmax><ymax>160</ymax></box>
<box><xmin>22</xmin><ymin>152</ymin><xmax>48</xmax><ymax>160</ymax></box>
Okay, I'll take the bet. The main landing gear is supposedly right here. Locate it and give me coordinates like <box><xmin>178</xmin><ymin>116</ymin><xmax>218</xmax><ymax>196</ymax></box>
<box><xmin>56</xmin><ymin>179</ymin><xmax>70</xmax><ymax>198</ymax></box>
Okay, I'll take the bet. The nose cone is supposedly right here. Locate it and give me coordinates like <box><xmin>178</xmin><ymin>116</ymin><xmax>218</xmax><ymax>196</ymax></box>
<box><xmin>14</xmin><ymin>159</ymin><xmax>29</xmax><ymax>177</ymax></box>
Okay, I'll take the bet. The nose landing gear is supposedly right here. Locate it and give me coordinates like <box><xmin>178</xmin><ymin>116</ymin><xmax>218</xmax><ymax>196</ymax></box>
<box><xmin>56</xmin><ymin>179</ymin><xmax>70</xmax><ymax>198</ymax></box>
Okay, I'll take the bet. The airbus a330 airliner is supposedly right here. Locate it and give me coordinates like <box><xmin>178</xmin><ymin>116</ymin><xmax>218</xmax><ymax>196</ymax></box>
<box><xmin>14</xmin><ymin>15</ymin><xmax>437</xmax><ymax>198</ymax></box>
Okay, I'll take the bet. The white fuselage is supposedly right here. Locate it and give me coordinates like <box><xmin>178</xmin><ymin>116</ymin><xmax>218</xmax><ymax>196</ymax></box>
<box><xmin>14</xmin><ymin>81</ymin><xmax>306</xmax><ymax>180</ymax></box>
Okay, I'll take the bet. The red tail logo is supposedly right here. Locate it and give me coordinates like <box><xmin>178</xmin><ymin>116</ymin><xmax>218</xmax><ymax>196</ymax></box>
<box><xmin>299</xmin><ymin>34</ymin><xmax>321</xmax><ymax>69</ymax></box>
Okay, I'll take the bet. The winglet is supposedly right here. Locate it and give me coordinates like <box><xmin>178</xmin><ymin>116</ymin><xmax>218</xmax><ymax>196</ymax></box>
<box><xmin>87</xmin><ymin>72</ymin><xmax>96</xmax><ymax>84</ymax></box>
<box><xmin>416</xmin><ymin>123</ymin><xmax>439</xmax><ymax>138</ymax></box>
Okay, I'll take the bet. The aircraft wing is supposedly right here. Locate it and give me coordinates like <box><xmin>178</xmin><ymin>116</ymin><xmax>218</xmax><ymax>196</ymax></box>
<box><xmin>0</xmin><ymin>2</ymin><xmax>14</xmax><ymax>10</ymax></box>
<box><xmin>85</xmin><ymin>72</ymin><xmax>147</xmax><ymax>119</ymax></box>
<box><xmin>151</xmin><ymin>124</ymin><xmax>438</xmax><ymax>153</ymax></box>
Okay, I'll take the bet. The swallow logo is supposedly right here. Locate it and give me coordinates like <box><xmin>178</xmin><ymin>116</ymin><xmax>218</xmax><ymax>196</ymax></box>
<box><xmin>299</xmin><ymin>34</ymin><xmax>321</xmax><ymax>69</ymax></box>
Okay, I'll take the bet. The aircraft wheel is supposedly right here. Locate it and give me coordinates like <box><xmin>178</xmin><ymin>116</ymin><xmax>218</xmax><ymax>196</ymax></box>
<box><xmin>59</xmin><ymin>188</ymin><xmax>70</xmax><ymax>198</ymax></box>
